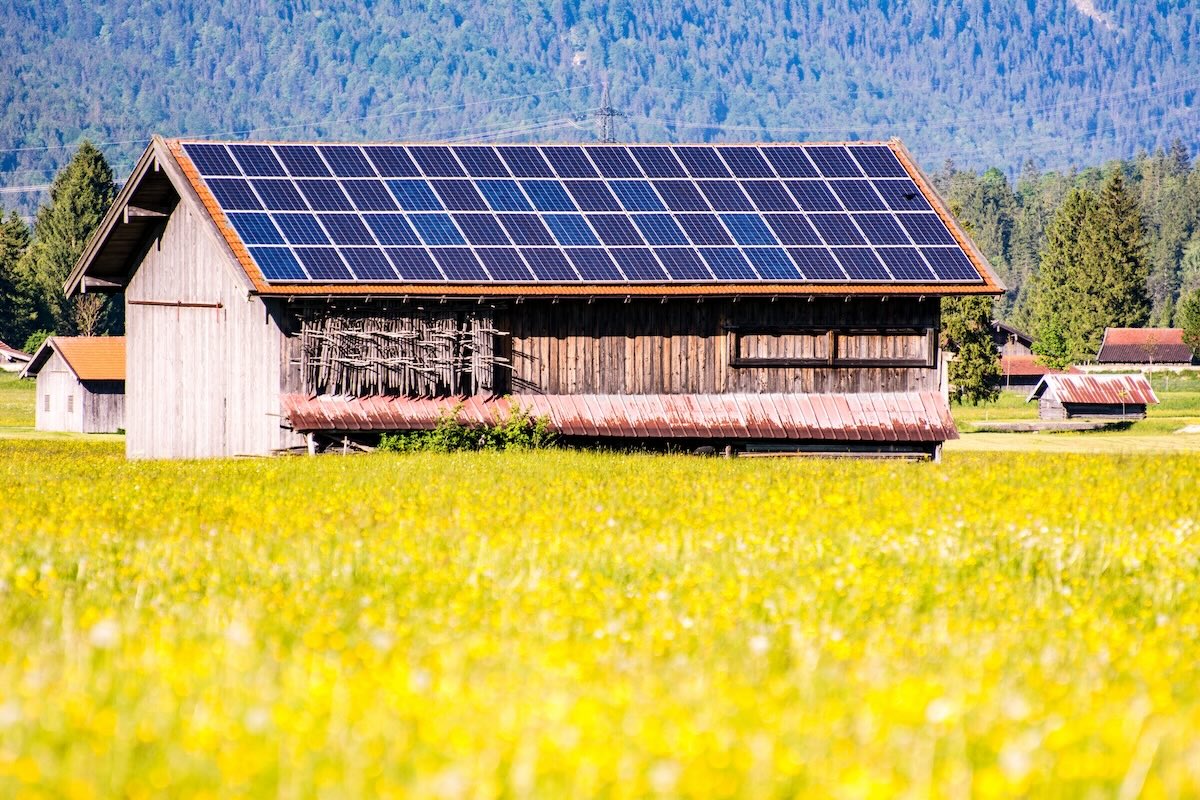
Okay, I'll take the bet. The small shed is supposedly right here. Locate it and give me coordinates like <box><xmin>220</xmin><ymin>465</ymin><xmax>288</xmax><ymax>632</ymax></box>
<box><xmin>990</xmin><ymin>320</ymin><xmax>1033</xmax><ymax>357</ymax></box>
<box><xmin>1026</xmin><ymin>373</ymin><xmax>1158</xmax><ymax>420</ymax></box>
<box><xmin>20</xmin><ymin>337</ymin><xmax>126</xmax><ymax>433</ymax></box>
<box><xmin>0</xmin><ymin>340</ymin><xmax>31</xmax><ymax>372</ymax></box>
<box><xmin>1095</xmin><ymin>328</ymin><xmax>1196</xmax><ymax>368</ymax></box>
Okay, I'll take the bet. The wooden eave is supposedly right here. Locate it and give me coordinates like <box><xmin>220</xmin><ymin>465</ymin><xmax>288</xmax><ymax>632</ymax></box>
<box><xmin>161</xmin><ymin>137</ymin><xmax>1005</xmax><ymax>300</ymax></box>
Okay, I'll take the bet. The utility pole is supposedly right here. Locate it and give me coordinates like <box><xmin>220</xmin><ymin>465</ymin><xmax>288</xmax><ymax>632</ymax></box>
<box><xmin>589</xmin><ymin>80</ymin><xmax>626</xmax><ymax>143</ymax></box>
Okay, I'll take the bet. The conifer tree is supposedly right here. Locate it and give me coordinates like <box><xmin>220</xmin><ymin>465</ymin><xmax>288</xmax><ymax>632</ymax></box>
<box><xmin>1179</xmin><ymin>289</ymin><xmax>1200</xmax><ymax>358</ymax></box>
<box><xmin>1089</xmin><ymin>167</ymin><xmax>1150</xmax><ymax>333</ymax></box>
<box><xmin>941</xmin><ymin>295</ymin><xmax>1001</xmax><ymax>405</ymax></box>
<box><xmin>16</xmin><ymin>142</ymin><xmax>117</xmax><ymax>335</ymax></box>
<box><xmin>1031</xmin><ymin>188</ymin><xmax>1099</xmax><ymax>363</ymax></box>
<box><xmin>0</xmin><ymin>211</ymin><xmax>33</xmax><ymax>345</ymax></box>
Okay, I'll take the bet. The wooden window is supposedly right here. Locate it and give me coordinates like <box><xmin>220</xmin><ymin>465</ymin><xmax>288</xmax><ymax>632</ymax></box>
<box><xmin>728</xmin><ymin>326</ymin><xmax>936</xmax><ymax>367</ymax></box>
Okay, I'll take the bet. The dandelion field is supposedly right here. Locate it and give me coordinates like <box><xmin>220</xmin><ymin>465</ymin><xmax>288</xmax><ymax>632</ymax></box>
<box><xmin>1</xmin><ymin>441</ymin><xmax>1199</xmax><ymax>798</ymax></box>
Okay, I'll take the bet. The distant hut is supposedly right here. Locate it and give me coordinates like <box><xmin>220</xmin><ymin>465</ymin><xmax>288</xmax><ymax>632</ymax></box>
<box><xmin>1026</xmin><ymin>373</ymin><xmax>1158</xmax><ymax>420</ymax></box>
<box><xmin>990</xmin><ymin>320</ymin><xmax>1033</xmax><ymax>357</ymax></box>
<box><xmin>1094</xmin><ymin>328</ymin><xmax>1196</xmax><ymax>369</ymax></box>
<box><xmin>0</xmin><ymin>340</ymin><xmax>31</xmax><ymax>373</ymax></box>
<box><xmin>20</xmin><ymin>337</ymin><xmax>126</xmax><ymax>433</ymax></box>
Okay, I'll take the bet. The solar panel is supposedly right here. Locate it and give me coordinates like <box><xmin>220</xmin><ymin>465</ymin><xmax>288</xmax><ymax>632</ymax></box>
<box><xmin>185</xmin><ymin>140</ymin><xmax>986</xmax><ymax>286</ymax></box>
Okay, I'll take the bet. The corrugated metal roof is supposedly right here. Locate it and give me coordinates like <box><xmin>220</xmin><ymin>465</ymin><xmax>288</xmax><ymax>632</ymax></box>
<box><xmin>1026</xmin><ymin>374</ymin><xmax>1158</xmax><ymax>405</ymax></box>
<box><xmin>280</xmin><ymin>392</ymin><xmax>958</xmax><ymax>442</ymax></box>
<box><xmin>1000</xmin><ymin>355</ymin><xmax>1074</xmax><ymax>377</ymax></box>
<box><xmin>1096</xmin><ymin>327</ymin><xmax>1194</xmax><ymax>364</ymax></box>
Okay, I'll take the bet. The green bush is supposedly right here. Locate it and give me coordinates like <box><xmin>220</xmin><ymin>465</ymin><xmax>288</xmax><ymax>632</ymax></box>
<box><xmin>22</xmin><ymin>329</ymin><xmax>51</xmax><ymax>355</ymax></box>
<box><xmin>378</xmin><ymin>402</ymin><xmax>554</xmax><ymax>453</ymax></box>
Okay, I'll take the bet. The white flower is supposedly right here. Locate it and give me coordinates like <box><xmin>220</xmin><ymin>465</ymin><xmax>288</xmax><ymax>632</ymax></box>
<box><xmin>88</xmin><ymin>619</ymin><xmax>121</xmax><ymax>649</ymax></box>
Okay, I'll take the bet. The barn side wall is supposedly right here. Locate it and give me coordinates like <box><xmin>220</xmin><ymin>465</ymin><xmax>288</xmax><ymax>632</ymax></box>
<box><xmin>81</xmin><ymin>381</ymin><xmax>125</xmax><ymax>434</ymax></box>
<box><xmin>125</xmin><ymin>201</ymin><xmax>296</xmax><ymax>458</ymax></box>
<box><xmin>33</xmin><ymin>350</ymin><xmax>83</xmax><ymax>433</ymax></box>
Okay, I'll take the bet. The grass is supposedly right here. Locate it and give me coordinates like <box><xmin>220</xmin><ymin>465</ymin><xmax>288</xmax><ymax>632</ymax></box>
<box><xmin>1</xmin><ymin>442</ymin><xmax>1199</xmax><ymax>796</ymax></box>
<box><xmin>0</xmin><ymin>371</ymin><xmax>33</xmax><ymax>428</ymax></box>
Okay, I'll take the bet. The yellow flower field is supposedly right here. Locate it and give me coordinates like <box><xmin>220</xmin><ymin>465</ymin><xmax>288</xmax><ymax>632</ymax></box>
<box><xmin>1</xmin><ymin>440</ymin><xmax>1199</xmax><ymax>798</ymax></box>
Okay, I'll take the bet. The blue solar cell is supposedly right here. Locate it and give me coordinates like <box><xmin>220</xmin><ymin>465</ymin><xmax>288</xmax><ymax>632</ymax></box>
<box><xmin>674</xmin><ymin>147</ymin><xmax>730</xmax><ymax>178</ymax></box>
<box><xmin>763</xmin><ymin>214</ymin><xmax>821</xmax><ymax>245</ymax></box>
<box><xmin>854</xmin><ymin>214</ymin><xmax>910</xmax><ymax>245</ymax></box>
<box><xmin>385</xmin><ymin>248</ymin><xmax>444</xmax><ymax>281</ymax></box>
<box><xmin>228</xmin><ymin>144</ymin><xmax>286</xmax><ymax>177</ymax></box>
<box><xmin>877</xmin><ymin>247</ymin><xmax>936</xmax><ymax>281</ymax></box>
<box><xmin>521</xmin><ymin>180</ymin><xmax>576</xmax><ymax>212</ymax></box>
<box><xmin>922</xmin><ymin>247</ymin><xmax>981</xmax><ymax>281</ymax></box>
<box><xmin>252</xmin><ymin>179</ymin><xmax>308</xmax><ymax>210</ymax></box>
<box><xmin>408</xmin><ymin>146</ymin><xmax>465</xmax><ymax>177</ymax></box>
<box><xmin>630</xmin><ymin>147</ymin><xmax>686</xmax><ymax>177</ymax></box>
<box><xmin>611</xmin><ymin>181</ymin><xmax>665</xmax><ymax>212</ymax></box>
<box><xmin>717</xmin><ymin>147</ymin><xmax>774</xmax><ymax>178</ymax></box>
<box><xmin>342</xmin><ymin>180</ymin><xmax>399</xmax><ymax>211</ymax></box>
<box><xmin>183</xmin><ymin>143</ymin><xmax>239</xmax><ymax>176</ymax></box>
<box><xmin>320</xmin><ymin>146</ymin><xmax>375</xmax><ymax>177</ymax></box>
<box><xmin>655</xmin><ymin>248</ymin><xmax>713</xmax><ymax>280</ymax></box>
<box><xmin>453</xmin><ymin>146</ymin><xmax>509</xmax><ymax>177</ymax></box>
<box><xmin>810</xmin><ymin>215</ymin><xmax>866</xmax><ymax>245</ymax></box>
<box><xmin>721</xmin><ymin>214</ymin><xmax>778</xmax><ymax>246</ymax></box>
<box><xmin>698</xmin><ymin>181</ymin><xmax>753</xmax><ymax>212</ymax></box>
<box><xmin>409</xmin><ymin>214</ymin><xmax>466</xmax><ymax>245</ymax></box>
<box><xmin>806</xmin><ymin>146</ymin><xmax>863</xmax><ymax>178</ymax></box>
<box><xmin>227</xmin><ymin>212</ymin><xmax>284</xmax><ymax>245</ymax></box>
<box><xmin>432</xmin><ymin>248</ymin><xmax>489</xmax><ymax>280</ymax></box>
<box><xmin>544</xmin><ymin>214</ymin><xmax>600</xmax><ymax>246</ymax></box>
<box><xmin>319</xmin><ymin>214</ymin><xmax>375</xmax><ymax>245</ymax></box>
<box><xmin>295</xmin><ymin>247</ymin><xmax>352</xmax><ymax>280</ymax></box>
<box><xmin>430</xmin><ymin>179</ymin><xmax>488</xmax><ymax>211</ymax></box>
<box><xmin>761</xmin><ymin>147</ymin><xmax>818</xmax><ymax>178</ymax></box>
<box><xmin>830</xmin><ymin>180</ymin><xmax>886</xmax><ymax>211</ymax></box>
<box><xmin>249</xmin><ymin>247</ymin><xmax>307</xmax><ymax>281</ymax></box>
<box><xmin>387</xmin><ymin>180</ymin><xmax>443</xmax><ymax>211</ymax></box>
<box><xmin>208</xmin><ymin>178</ymin><xmax>262</xmax><ymax>210</ymax></box>
<box><xmin>521</xmin><ymin>248</ymin><xmax>579</xmax><ymax>281</ymax></box>
<box><xmin>633</xmin><ymin>214</ymin><xmax>688</xmax><ymax>245</ymax></box>
<box><xmin>453</xmin><ymin>214</ymin><xmax>511</xmax><ymax>245</ymax></box>
<box><xmin>363</xmin><ymin>214</ymin><xmax>420</xmax><ymax>246</ymax></box>
<box><xmin>273</xmin><ymin>214</ymin><xmax>330</xmax><ymax>245</ymax></box>
<box><xmin>785</xmin><ymin>181</ymin><xmax>840</xmax><ymax>211</ymax></box>
<box><xmin>611</xmin><ymin>249</ymin><xmax>667</xmax><ymax>281</ymax></box>
<box><xmin>742</xmin><ymin>182</ymin><xmax>798</xmax><ymax>211</ymax></box>
<box><xmin>275</xmin><ymin>145</ymin><xmax>331</xmax><ymax>177</ymax></box>
<box><xmin>477</xmin><ymin>248</ymin><xmax>534</xmax><ymax>281</ymax></box>
<box><xmin>566</xmin><ymin>248</ymin><xmax>624</xmax><ymax>281</ymax></box>
<box><xmin>363</xmin><ymin>146</ymin><xmax>421</xmax><ymax>177</ymax></box>
<box><xmin>296</xmin><ymin>180</ymin><xmax>353</xmax><ymax>211</ymax></box>
<box><xmin>341</xmin><ymin>247</ymin><xmax>398</xmax><ymax>280</ymax></box>
<box><xmin>677</xmin><ymin>214</ymin><xmax>733</xmax><ymax>246</ymax></box>
<box><xmin>477</xmin><ymin>180</ymin><xmax>532</xmax><ymax>212</ymax></box>
<box><xmin>587</xmin><ymin>215</ymin><xmax>644</xmax><ymax>246</ymax></box>
<box><xmin>833</xmin><ymin>248</ymin><xmax>890</xmax><ymax>280</ymax></box>
<box><xmin>787</xmin><ymin>248</ymin><xmax>846</xmax><ymax>280</ymax></box>
<box><xmin>873</xmin><ymin>180</ymin><xmax>932</xmax><ymax>211</ymax></box>
<box><xmin>899</xmin><ymin>213</ymin><xmax>957</xmax><ymax>245</ymax></box>
<box><xmin>496</xmin><ymin>146</ymin><xmax>554</xmax><ymax>177</ymax></box>
<box><xmin>745</xmin><ymin>248</ymin><xmax>803</xmax><ymax>280</ymax></box>
<box><xmin>699</xmin><ymin>248</ymin><xmax>758</xmax><ymax>280</ymax></box>
<box><xmin>564</xmin><ymin>180</ymin><xmax>621</xmax><ymax>212</ymax></box>
<box><xmin>586</xmin><ymin>147</ymin><xmax>642</xmax><ymax>178</ymax></box>
<box><xmin>499</xmin><ymin>214</ymin><xmax>555</xmax><ymax>246</ymax></box>
<box><xmin>542</xmin><ymin>146</ymin><xmax>597</xmax><ymax>178</ymax></box>
<box><xmin>848</xmin><ymin>145</ymin><xmax>909</xmax><ymax>177</ymax></box>
<box><xmin>654</xmin><ymin>181</ymin><xmax>709</xmax><ymax>212</ymax></box>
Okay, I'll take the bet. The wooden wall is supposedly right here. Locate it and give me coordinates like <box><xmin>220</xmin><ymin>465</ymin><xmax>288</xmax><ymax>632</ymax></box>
<box><xmin>34</xmin><ymin>350</ymin><xmax>82</xmax><ymax>433</ymax></box>
<box><xmin>82</xmin><ymin>381</ymin><xmax>125</xmax><ymax>434</ymax></box>
<box><xmin>501</xmin><ymin>297</ymin><xmax>940</xmax><ymax>395</ymax></box>
<box><xmin>125</xmin><ymin>200</ymin><xmax>300</xmax><ymax>458</ymax></box>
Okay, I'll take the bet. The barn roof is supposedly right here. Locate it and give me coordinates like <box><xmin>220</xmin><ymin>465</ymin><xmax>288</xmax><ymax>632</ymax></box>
<box><xmin>21</xmin><ymin>337</ymin><xmax>126</xmax><ymax>382</ymax></box>
<box><xmin>1000</xmin><ymin>354</ymin><xmax>1074</xmax><ymax>377</ymax></box>
<box><xmin>1026</xmin><ymin>373</ymin><xmax>1158</xmax><ymax>406</ymax></box>
<box><xmin>991</xmin><ymin>320</ymin><xmax>1033</xmax><ymax>346</ymax></box>
<box><xmin>281</xmin><ymin>391</ymin><xmax>958</xmax><ymax>442</ymax></box>
<box><xmin>0</xmin><ymin>340</ymin><xmax>30</xmax><ymax>362</ymax></box>
<box><xmin>66</xmin><ymin>136</ymin><xmax>1004</xmax><ymax>300</ymax></box>
<box><xmin>1096</xmin><ymin>328</ymin><xmax>1195</xmax><ymax>364</ymax></box>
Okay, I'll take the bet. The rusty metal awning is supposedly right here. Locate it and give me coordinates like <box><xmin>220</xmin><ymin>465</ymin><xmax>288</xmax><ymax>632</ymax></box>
<box><xmin>281</xmin><ymin>392</ymin><xmax>958</xmax><ymax>442</ymax></box>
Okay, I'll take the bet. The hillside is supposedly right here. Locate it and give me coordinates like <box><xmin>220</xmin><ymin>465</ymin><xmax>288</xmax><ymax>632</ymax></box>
<box><xmin>1</xmin><ymin>0</ymin><xmax>1197</xmax><ymax>208</ymax></box>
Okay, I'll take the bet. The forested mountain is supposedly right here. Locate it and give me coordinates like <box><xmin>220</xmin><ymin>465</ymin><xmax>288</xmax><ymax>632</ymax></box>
<box><xmin>1</xmin><ymin>0</ymin><xmax>1198</xmax><ymax>209</ymax></box>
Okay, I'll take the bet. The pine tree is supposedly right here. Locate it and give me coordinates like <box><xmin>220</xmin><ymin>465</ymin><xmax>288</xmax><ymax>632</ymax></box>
<box><xmin>1031</xmin><ymin>188</ymin><xmax>1099</xmax><ymax>363</ymax></box>
<box><xmin>941</xmin><ymin>295</ymin><xmax>1001</xmax><ymax>405</ymax></box>
<box><xmin>1089</xmin><ymin>167</ymin><xmax>1150</xmax><ymax>333</ymax></box>
<box><xmin>1179</xmin><ymin>289</ymin><xmax>1200</xmax><ymax>358</ymax></box>
<box><xmin>16</xmin><ymin>142</ymin><xmax>117</xmax><ymax>335</ymax></box>
<box><xmin>0</xmin><ymin>211</ymin><xmax>33</xmax><ymax>346</ymax></box>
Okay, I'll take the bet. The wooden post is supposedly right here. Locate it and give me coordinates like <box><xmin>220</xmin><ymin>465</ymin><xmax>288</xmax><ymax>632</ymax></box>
<box><xmin>306</xmin><ymin>433</ymin><xmax>316</xmax><ymax>456</ymax></box>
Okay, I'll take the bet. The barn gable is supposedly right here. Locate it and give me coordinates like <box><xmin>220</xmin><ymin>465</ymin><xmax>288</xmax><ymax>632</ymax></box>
<box><xmin>20</xmin><ymin>337</ymin><xmax>125</xmax><ymax>434</ymax></box>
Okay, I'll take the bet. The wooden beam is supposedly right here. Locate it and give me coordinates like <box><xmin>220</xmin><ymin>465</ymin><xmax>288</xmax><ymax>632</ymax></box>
<box><xmin>123</xmin><ymin>204</ymin><xmax>169</xmax><ymax>222</ymax></box>
<box><xmin>80</xmin><ymin>276</ymin><xmax>126</xmax><ymax>292</ymax></box>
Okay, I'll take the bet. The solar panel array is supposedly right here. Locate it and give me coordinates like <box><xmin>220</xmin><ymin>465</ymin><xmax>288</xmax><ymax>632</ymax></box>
<box><xmin>181</xmin><ymin>141</ymin><xmax>985</xmax><ymax>285</ymax></box>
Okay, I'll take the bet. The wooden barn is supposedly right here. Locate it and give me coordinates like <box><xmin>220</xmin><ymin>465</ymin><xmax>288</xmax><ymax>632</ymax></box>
<box><xmin>64</xmin><ymin>137</ymin><xmax>1002</xmax><ymax>459</ymax></box>
<box><xmin>1027</xmin><ymin>373</ymin><xmax>1158</xmax><ymax>420</ymax></box>
<box><xmin>0</xmin><ymin>340</ymin><xmax>31</xmax><ymax>373</ymax></box>
<box><xmin>1094</xmin><ymin>327</ymin><xmax>1197</xmax><ymax>369</ymax></box>
<box><xmin>20</xmin><ymin>336</ymin><xmax>125</xmax><ymax>433</ymax></box>
<box><xmin>990</xmin><ymin>320</ymin><xmax>1033</xmax><ymax>357</ymax></box>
